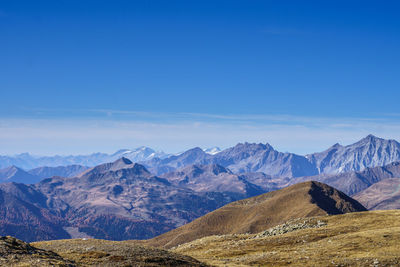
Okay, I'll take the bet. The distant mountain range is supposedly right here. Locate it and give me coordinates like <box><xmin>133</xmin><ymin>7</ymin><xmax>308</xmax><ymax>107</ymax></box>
<box><xmin>0</xmin><ymin>147</ymin><xmax>169</xmax><ymax>169</ymax></box>
<box><xmin>142</xmin><ymin>135</ymin><xmax>400</xmax><ymax>178</ymax></box>
<box><xmin>1</xmin><ymin>135</ymin><xmax>400</xmax><ymax>180</ymax></box>
<box><xmin>0</xmin><ymin>165</ymin><xmax>89</xmax><ymax>184</ymax></box>
<box><xmin>0</xmin><ymin>134</ymin><xmax>399</xmax><ymax>242</ymax></box>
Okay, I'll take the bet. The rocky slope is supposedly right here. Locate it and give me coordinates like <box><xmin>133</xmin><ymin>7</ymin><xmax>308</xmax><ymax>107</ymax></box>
<box><xmin>146</xmin><ymin>181</ymin><xmax>366</xmax><ymax>248</ymax></box>
<box><xmin>353</xmin><ymin>178</ymin><xmax>400</xmax><ymax>210</ymax></box>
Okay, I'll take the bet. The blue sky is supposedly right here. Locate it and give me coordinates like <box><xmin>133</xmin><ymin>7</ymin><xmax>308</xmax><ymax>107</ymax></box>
<box><xmin>1</xmin><ymin>1</ymin><xmax>400</xmax><ymax>155</ymax></box>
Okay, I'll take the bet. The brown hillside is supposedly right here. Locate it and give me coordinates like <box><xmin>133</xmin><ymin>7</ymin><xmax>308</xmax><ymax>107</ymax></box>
<box><xmin>173</xmin><ymin>210</ymin><xmax>400</xmax><ymax>266</ymax></box>
<box><xmin>146</xmin><ymin>181</ymin><xmax>366</xmax><ymax>248</ymax></box>
<box><xmin>353</xmin><ymin>178</ymin><xmax>400</xmax><ymax>210</ymax></box>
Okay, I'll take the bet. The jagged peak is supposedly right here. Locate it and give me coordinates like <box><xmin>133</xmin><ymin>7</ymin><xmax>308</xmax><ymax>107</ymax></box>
<box><xmin>332</xmin><ymin>143</ymin><xmax>342</xmax><ymax>148</ymax></box>
<box><xmin>364</xmin><ymin>134</ymin><xmax>381</xmax><ymax>141</ymax></box>
<box><xmin>354</xmin><ymin>134</ymin><xmax>384</xmax><ymax>145</ymax></box>
<box><xmin>233</xmin><ymin>142</ymin><xmax>275</xmax><ymax>151</ymax></box>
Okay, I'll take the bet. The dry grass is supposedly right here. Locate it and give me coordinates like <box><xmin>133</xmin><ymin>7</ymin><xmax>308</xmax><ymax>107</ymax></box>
<box><xmin>32</xmin><ymin>238</ymin><xmax>207</xmax><ymax>266</ymax></box>
<box><xmin>147</xmin><ymin>181</ymin><xmax>366</xmax><ymax>249</ymax></box>
<box><xmin>171</xmin><ymin>210</ymin><xmax>400</xmax><ymax>266</ymax></box>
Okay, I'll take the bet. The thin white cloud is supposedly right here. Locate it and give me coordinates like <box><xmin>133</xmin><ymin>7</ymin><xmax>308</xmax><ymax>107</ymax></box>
<box><xmin>1</xmin><ymin>113</ymin><xmax>400</xmax><ymax>156</ymax></box>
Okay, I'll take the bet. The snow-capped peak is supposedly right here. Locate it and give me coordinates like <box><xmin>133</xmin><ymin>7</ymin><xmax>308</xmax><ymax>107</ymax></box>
<box><xmin>203</xmin><ymin>147</ymin><xmax>222</xmax><ymax>155</ymax></box>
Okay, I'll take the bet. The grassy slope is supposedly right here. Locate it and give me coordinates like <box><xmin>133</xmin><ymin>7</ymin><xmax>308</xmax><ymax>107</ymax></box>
<box><xmin>171</xmin><ymin>210</ymin><xmax>400</xmax><ymax>266</ymax></box>
<box><xmin>147</xmin><ymin>181</ymin><xmax>366</xmax><ymax>249</ymax></box>
<box><xmin>32</xmin><ymin>238</ymin><xmax>206</xmax><ymax>266</ymax></box>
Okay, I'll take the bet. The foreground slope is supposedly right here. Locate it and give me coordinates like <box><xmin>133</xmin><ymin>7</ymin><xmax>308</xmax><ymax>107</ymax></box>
<box><xmin>353</xmin><ymin>178</ymin><xmax>400</xmax><ymax>210</ymax></box>
<box><xmin>0</xmin><ymin>236</ymin><xmax>73</xmax><ymax>266</ymax></box>
<box><xmin>172</xmin><ymin>210</ymin><xmax>400</xmax><ymax>266</ymax></box>
<box><xmin>32</xmin><ymin>239</ymin><xmax>206</xmax><ymax>267</ymax></box>
<box><xmin>147</xmin><ymin>181</ymin><xmax>366</xmax><ymax>248</ymax></box>
<box><xmin>0</xmin><ymin>236</ymin><xmax>205</xmax><ymax>266</ymax></box>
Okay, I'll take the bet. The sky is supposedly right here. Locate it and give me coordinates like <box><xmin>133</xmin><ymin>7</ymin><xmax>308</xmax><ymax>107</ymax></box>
<box><xmin>1</xmin><ymin>0</ymin><xmax>400</xmax><ymax>155</ymax></box>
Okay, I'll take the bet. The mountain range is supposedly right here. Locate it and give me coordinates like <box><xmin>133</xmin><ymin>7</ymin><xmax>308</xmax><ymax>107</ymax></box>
<box><xmin>0</xmin><ymin>158</ymin><xmax>274</xmax><ymax>242</ymax></box>
<box><xmin>0</xmin><ymin>147</ymin><xmax>168</xmax><ymax>170</ymax></box>
<box><xmin>0</xmin><ymin>134</ymin><xmax>399</xmax><ymax>243</ymax></box>
<box><xmin>142</xmin><ymin>135</ymin><xmax>400</xmax><ymax>178</ymax></box>
<box><xmin>0</xmin><ymin>165</ymin><xmax>89</xmax><ymax>184</ymax></box>
<box><xmin>2</xmin><ymin>135</ymin><xmax>400</xmax><ymax>180</ymax></box>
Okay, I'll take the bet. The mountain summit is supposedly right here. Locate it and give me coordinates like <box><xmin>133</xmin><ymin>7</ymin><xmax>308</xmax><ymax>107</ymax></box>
<box><xmin>307</xmin><ymin>134</ymin><xmax>400</xmax><ymax>174</ymax></box>
<box><xmin>0</xmin><ymin>166</ymin><xmax>41</xmax><ymax>184</ymax></box>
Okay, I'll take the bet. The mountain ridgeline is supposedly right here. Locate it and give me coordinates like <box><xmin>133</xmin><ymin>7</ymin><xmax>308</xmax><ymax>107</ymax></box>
<box><xmin>2</xmin><ymin>135</ymin><xmax>400</xmax><ymax>180</ymax></box>
<box><xmin>142</xmin><ymin>135</ymin><xmax>400</xmax><ymax>177</ymax></box>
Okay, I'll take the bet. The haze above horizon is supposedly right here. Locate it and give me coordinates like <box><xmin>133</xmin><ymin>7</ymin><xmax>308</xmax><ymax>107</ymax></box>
<box><xmin>1</xmin><ymin>1</ymin><xmax>400</xmax><ymax>155</ymax></box>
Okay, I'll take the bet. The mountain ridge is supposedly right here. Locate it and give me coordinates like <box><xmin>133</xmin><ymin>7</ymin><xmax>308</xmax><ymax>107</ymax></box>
<box><xmin>2</xmin><ymin>135</ymin><xmax>400</xmax><ymax>179</ymax></box>
<box><xmin>146</xmin><ymin>181</ymin><xmax>366</xmax><ymax>249</ymax></box>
